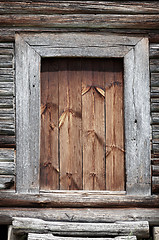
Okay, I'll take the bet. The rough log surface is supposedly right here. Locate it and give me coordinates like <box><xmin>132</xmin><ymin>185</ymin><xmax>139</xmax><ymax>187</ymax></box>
<box><xmin>12</xmin><ymin>218</ymin><xmax>149</xmax><ymax>238</ymax></box>
<box><xmin>28</xmin><ymin>233</ymin><xmax>137</xmax><ymax>240</ymax></box>
<box><xmin>150</xmin><ymin>43</ymin><xmax>159</xmax><ymax>194</ymax></box>
<box><xmin>0</xmin><ymin>193</ymin><xmax>159</xmax><ymax>208</ymax></box>
<box><xmin>0</xmin><ymin>1</ymin><xmax>159</xmax><ymax>14</ymax></box>
<box><xmin>0</xmin><ymin>208</ymin><xmax>158</xmax><ymax>226</ymax></box>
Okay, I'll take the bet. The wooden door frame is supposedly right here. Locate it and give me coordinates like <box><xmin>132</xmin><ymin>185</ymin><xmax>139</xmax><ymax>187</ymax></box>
<box><xmin>15</xmin><ymin>33</ymin><xmax>151</xmax><ymax>196</ymax></box>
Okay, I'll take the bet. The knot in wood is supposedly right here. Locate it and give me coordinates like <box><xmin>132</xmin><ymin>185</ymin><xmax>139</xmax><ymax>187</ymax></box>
<box><xmin>66</xmin><ymin>172</ymin><xmax>72</xmax><ymax>179</ymax></box>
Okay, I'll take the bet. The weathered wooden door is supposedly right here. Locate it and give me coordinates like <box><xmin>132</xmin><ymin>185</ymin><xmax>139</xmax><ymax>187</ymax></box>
<box><xmin>40</xmin><ymin>58</ymin><xmax>125</xmax><ymax>191</ymax></box>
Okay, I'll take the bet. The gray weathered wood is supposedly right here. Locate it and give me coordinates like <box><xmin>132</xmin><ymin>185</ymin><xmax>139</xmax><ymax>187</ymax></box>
<box><xmin>0</xmin><ymin>82</ymin><xmax>14</xmax><ymax>96</ymax></box>
<box><xmin>0</xmin><ymin>113</ymin><xmax>15</xmax><ymax>135</ymax></box>
<box><xmin>13</xmin><ymin>218</ymin><xmax>149</xmax><ymax>238</ymax></box>
<box><xmin>0</xmin><ymin>2</ymin><xmax>159</xmax><ymax>14</ymax></box>
<box><xmin>0</xmin><ymin>208</ymin><xmax>159</xmax><ymax>226</ymax></box>
<box><xmin>152</xmin><ymin>165</ymin><xmax>159</xmax><ymax>176</ymax></box>
<box><xmin>28</xmin><ymin>233</ymin><xmax>137</xmax><ymax>240</ymax></box>
<box><xmin>22</xmin><ymin>33</ymin><xmax>141</xmax><ymax>58</ymax></box>
<box><xmin>151</xmin><ymin>158</ymin><xmax>159</xmax><ymax>165</ymax></box>
<box><xmin>0</xmin><ymin>192</ymin><xmax>159</xmax><ymax>208</ymax></box>
<box><xmin>0</xmin><ymin>148</ymin><xmax>14</xmax><ymax>162</ymax></box>
<box><xmin>150</xmin><ymin>44</ymin><xmax>159</xmax><ymax>58</ymax></box>
<box><xmin>151</xmin><ymin>113</ymin><xmax>159</xmax><ymax>124</ymax></box>
<box><xmin>16</xmin><ymin>33</ymin><xmax>151</xmax><ymax>195</ymax></box>
<box><xmin>151</xmin><ymin>73</ymin><xmax>159</xmax><ymax>87</ymax></box>
<box><xmin>0</xmin><ymin>176</ymin><xmax>14</xmax><ymax>189</ymax></box>
<box><xmin>152</xmin><ymin>176</ymin><xmax>159</xmax><ymax>193</ymax></box>
<box><xmin>0</xmin><ymin>162</ymin><xmax>15</xmax><ymax>175</ymax></box>
<box><xmin>150</xmin><ymin>59</ymin><xmax>159</xmax><ymax>73</ymax></box>
<box><xmin>15</xmin><ymin>34</ymin><xmax>40</xmax><ymax>193</ymax></box>
<box><xmin>124</xmin><ymin>38</ymin><xmax>151</xmax><ymax>195</ymax></box>
<box><xmin>0</xmin><ymin>96</ymin><xmax>13</xmax><ymax>108</ymax></box>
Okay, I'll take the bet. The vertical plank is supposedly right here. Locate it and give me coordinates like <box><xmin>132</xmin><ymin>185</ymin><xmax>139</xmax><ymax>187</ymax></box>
<box><xmin>59</xmin><ymin>58</ymin><xmax>82</xmax><ymax>190</ymax></box>
<box><xmin>40</xmin><ymin>59</ymin><xmax>59</xmax><ymax>190</ymax></box>
<box><xmin>106</xmin><ymin>59</ymin><xmax>125</xmax><ymax>191</ymax></box>
<box><xmin>82</xmin><ymin>59</ymin><xmax>105</xmax><ymax>190</ymax></box>
<box><xmin>124</xmin><ymin>38</ymin><xmax>151</xmax><ymax>195</ymax></box>
<box><xmin>16</xmin><ymin>34</ymin><xmax>40</xmax><ymax>193</ymax></box>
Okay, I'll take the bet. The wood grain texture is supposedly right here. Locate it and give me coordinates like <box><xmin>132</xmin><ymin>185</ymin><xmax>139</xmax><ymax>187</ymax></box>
<box><xmin>0</xmin><ymin>208</ymin><xmax>159</xmax><ymax>226</ymax></box>
<box><xmin>0</xmin><ymin>14</ymin><xmax>159</xmax><ymax>30</ymax></box>
<box><xmin>59</xmin><ymin>58</ymin><xmax>82</xmax><ymax>190</ymax></box>
<box><xmin>82</xmin><ymin>58</ymin><xmax>105</xmax><ymax>190</ymax></box>
<box><xmin>28</xmin><ymin>233</ymin><xmax>137</xmax><ymax>240</ymax></box>
<box><xmin>0</xmin><ymin>162</ymin><xmax>15</xmax><ymax>175</ymax></box>
<box><xmin>12</xmin><ymin>218</ymin><xmax>149</xmax><ymax>238</ymax></box>
<box><xmin>0</xmin><ymin>192</ymin><xmax>159</xmax><ymax>208</ymax></box>
<box><xmin>0</xmin><ymin>1</ymin><xmax>159</xmax><ymax>14</ymax></box>
<box><xmin>152</xmin><ymin>176</ymin><xmax>159</xmax><ymax>194</ymax></box>
<box><xmin>0</xmin><ymin>148</ymin><xmax>14</xmax><ymax>162</ymax></box>
<box><xmin>40</xmin><ymin>58</ymin><xmax>59</xmax><ymax>190</ymax></box>
<box><xmin>106</xmin><ymin>59</ymin><xmax>124</xmax><ymax>191</ymax></box>
<box><xmin>0</xmin><ymin>176</ymin><xmax>14</xmax><ymax>189</ymax></box>
<box><xmin>15</xmin><ymin>34</ymin><xmax>40</xmax><ymax>193</ymax></box>
<box><xmin>124</xmin><ymin>38</ymin><xmax>151</xmax><ymax>195</ymax></box>
<box><xmin>0</xmin><ymin>135</ymin><xmax>15</xmax><ymax>147</ymax></box>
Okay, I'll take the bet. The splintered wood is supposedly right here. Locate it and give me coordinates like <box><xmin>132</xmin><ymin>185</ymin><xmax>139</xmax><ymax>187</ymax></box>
<box><xmin>40</xmin><ymin>58</ymin><xmax>124</xmax><ymax>191</ymax></box>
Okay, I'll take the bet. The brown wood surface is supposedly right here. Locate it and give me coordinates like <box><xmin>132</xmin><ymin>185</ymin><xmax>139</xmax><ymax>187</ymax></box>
<box><xmin>59</xmin><ymin>59</ymin><xmax>82</xmax><ymax>190</ymax></box>
<box><xmin>106</xmin><ymin>59</ymin><xmax>125</xmax><ymax>191</ymax></box>
<box><xmin>40</xmin><ymin>58</ymin><xmax>124</xmax><ymax>191</ymax></box>
<box><xmin>40</xmin><ymin>59</ymin><xmax>59</xmax><ymax>190</ymax></box>
<box><xmin>82</xmin><ymin>59</ymin><xmax>105</xmax><ymax>190</ymax></box>
<box><xmin>1</xmin><ymin>192</ymin><xmax>159</xmax><ymax>208</ymax></box>
<box><xmin>0</xmin><ymin>2</ymin><xmax>159</xmax><ymax>15</ymax></box>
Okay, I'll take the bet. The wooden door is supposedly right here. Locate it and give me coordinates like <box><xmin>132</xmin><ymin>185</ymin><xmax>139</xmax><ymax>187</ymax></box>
<box><xmin>40</xmin><ymin>58</ymin><xmax>125</xmax><ymax>191</ymax></box>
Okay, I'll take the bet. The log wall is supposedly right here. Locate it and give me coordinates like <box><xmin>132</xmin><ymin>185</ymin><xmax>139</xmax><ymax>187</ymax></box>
<box><xmin>0</xmin><ymin>1</ymin><xmax>159</xmax><ymax>196</ymax></box>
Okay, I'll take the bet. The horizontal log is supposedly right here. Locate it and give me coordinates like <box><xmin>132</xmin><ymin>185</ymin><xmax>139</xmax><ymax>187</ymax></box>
<box><xmin>151</xmin><ymin>102</ymin><xmax>159</xmax><ymax>112</ymax></box>
<box><xmin>0</xmin><ymin>162</ymin><xmax>15</xmax><ymax>175</ymax></box>
<box><xmin>0</xmin><ymin>148</ymin><xmax>14</xmax><ymax>162</ymax></box>
<box><xmin>152</xmin><ymin>143</ymin><xmax>159</xmax><ymax>153</ymax></box>
<box><xmin>0</xmin><ymin>55</ymin><xmax>13</xmax><ymax>68</ymax></box>
<box><xmin>28</xmin><ymin>233</ymin><xmax>137</xmax><ymax>240</ymax></box>
<box><xmin>0</xmin><ymin>43</ymin><xmax>13</xmax><ymax>49</ymax></box>
<box><xmin>0</xmin><ymin>176</ymin><xmax>14</xmax><ymax>189</ymax></box>
<box><xmin>151</xmin><ymin>73</ymin><xmax>159</xmax><ymax>87</ymax></box>
<box><xmin>0</xmin><ymin>112</ymin><xmax>15</xmax><ymax>135</ymax></box>
<box><xmin>0</xmin><ymin>208</ymin><xmax>159</xmax><ymax>226</ymax></box>
<box><xmin>151</xmin><ymin>113</ymin><xmax>159</xmax><ymax>124</ymax></box>
<box><xmin>150</xmin><ymin>44</ymin><xmax>159</xmax><ymax>58</ymax></box>
<box><xmin>1</xmin><ymin>27</ymin><xmax>159</xmax><ymax>43</ymax></box>
<box><xmin>0</xmin><ymin>82</ymin><xmax>14</xmax><ymax>96</ymax></box>
<box><xmin>0</xmin><ymin>14</ymin><xmax>159</xmax><ymax>30</ymax></box>
<box><xmin>12</xmin><ymin>218</ymin><xmax>149</xmax><ymax>238</ymax></box>
<box><xmin>152</xmin><ymin>165</ymin><xmax>159</xmax><ymax>176</ymax></box>
<box><xmin>0</xmin><ymin>193</ymin><xmax>159</xmax><ymax>208</ymax></box>
<box><xmin>152</xmin><ymin>176</ymin><xmax>159</xmax><ymax>194</ymax></box>
<box><xmin>0</xmin><ymin>68</ymin><xmax>14</xmax><ymax>76</ymax></box>
<box><xmin>150</xmin><ymin>59</ymin><xmax>159</xmax><ymax>73</ymax></box>
<box><xmin>152</xmin><ymin>131</ymin><xmax>159</xmax><ymax>140</ymax></box>
<box><xmin>0</xmin><ymin>1</ymin><xmax>159</xmax><ymax>14</ymax></box>
<box><xmin>151</xmin><ymin>158</ymin><xmax>159</xmax><ymax>165</ymax></box>
<box><xmin>0</xmin><ymin>96</ymin><xmax>13</xmax><ymax>108</ymax></box>
<box><xmin>0</xmin><ymin>135</ymin><xmax>15</xmax><ymax>147</ymax></box>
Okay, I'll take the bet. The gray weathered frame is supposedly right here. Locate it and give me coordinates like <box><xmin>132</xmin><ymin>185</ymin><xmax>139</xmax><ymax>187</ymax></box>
<box><xmin>15</xmin><ymin>33</ymin><xmax>151</xmax><ymax>195</ymax></box>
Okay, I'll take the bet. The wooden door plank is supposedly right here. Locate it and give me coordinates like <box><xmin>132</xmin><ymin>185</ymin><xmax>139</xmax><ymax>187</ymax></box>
<box><xmin>82</xmin><ymin>59</ymin><xmax>105</xmax><ymax>190</ymax></box>
<box><xmin>59</xmin><ymin>58</ymin><xmax>82</xmax><ymax>190</ymax></box>
<box><xmin>40</xmin><ymin>58</ymin><xmax>59</xmax><ymax>190</ymax></box>
<box><xmin>106</xmin><ymin>59</ymin><xmax>125</xmax><ymax>191</ymax></box>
